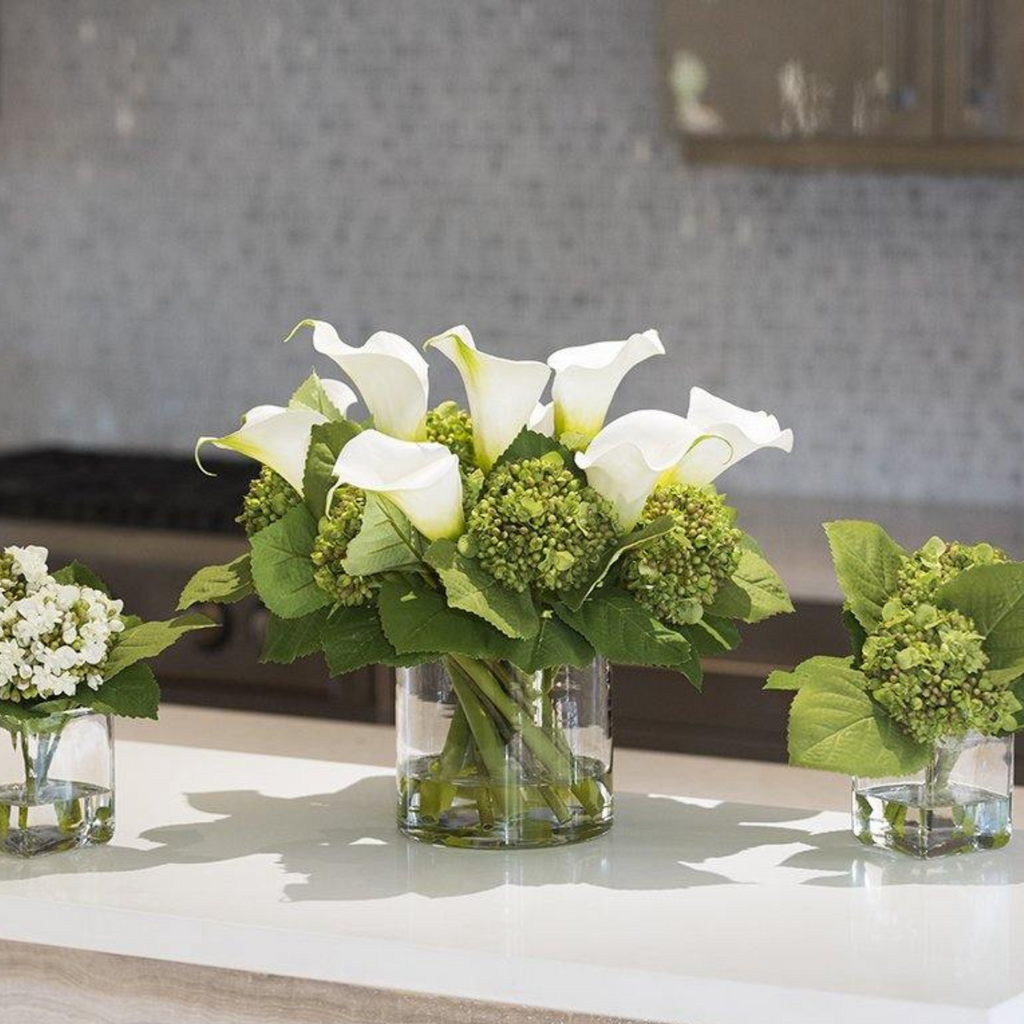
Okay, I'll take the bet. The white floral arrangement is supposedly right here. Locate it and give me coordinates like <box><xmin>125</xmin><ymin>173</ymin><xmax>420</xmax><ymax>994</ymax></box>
<box><xmin>0</xmin><ymin>547</ymin><xmax>212</xmax><ymax>724</ymax></box>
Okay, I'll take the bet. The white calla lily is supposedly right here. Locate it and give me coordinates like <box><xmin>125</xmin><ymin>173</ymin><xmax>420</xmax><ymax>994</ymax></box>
<box><xmin>195</xmin><ymin>405</ymin><xmax>328</xmax><ymax>495</ymax></box>
<box><xmin>329</xmin><ymin>430</ymin><xmax>464</xmax><ymax>541</ymax></box>
<box><xmin>286</xmin><ymin>320</ymin><xmax>429</xmax><ymax>441</ymax></box>
<box><xmin>668</xmin><ymin>387</ymin><xmax>794</xmax><ymax>485</ymax></box>
<box><xmin>548</xmin><ymin>330</ymin><xmax>664</xmax><ymax>442</ymax></box>
<box><xmin>576</xmin><ymin>410</ymin><xmax>730</xmax><ymax>529</ymax></box>
<box><xmin>425</xmin><ymin>325</ymin><xmax>551</xmax><ymax>470</ymax></box>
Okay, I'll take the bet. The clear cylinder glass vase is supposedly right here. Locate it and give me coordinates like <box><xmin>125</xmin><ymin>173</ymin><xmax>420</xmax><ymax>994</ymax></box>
<box><xmin>397</xmin><ymin>656</ymin><xmax>612</xmax><ymax>849</ymax></box>
<box><xmin>0</xmin><ymin>708</ymin><xmax>115</xmax><ymax>858</ymax></box>
<box><xmin>853</xmin><ymin>731</ymin><xmax>1013</xmax><ymax>858</ymax></box>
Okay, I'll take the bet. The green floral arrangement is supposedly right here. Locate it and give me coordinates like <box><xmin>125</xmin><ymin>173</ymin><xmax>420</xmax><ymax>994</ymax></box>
<box><xmin>184</xmin><ymin>321</ymin><xmax>794</xmax><ymax>843</ymax></box>
<box><xmin>768</xmin><ymin>520</ymin><xmax>1024</xmax><ymax>776</ymax></box>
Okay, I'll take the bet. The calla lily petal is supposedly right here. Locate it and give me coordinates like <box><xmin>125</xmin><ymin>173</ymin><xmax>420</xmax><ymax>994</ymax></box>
<box><xmin>329</xmin><ymin>430</ymin><xmax>464</xmax><ymax>541</ymax></box>
<box><xmin>195</xmin><ymin>405</ymin><xmax>328</xmax><ymax>494</ymax></box>
<box><xmin>548</xmin><ymin>329</ymin><xmax>664</xmax><ymax>441</ymax></box>
<box><xmin>671</xmin><ymin>387</ymin><xmax>794</xmax><ymax>485</ymax></box>
<box><xmin>286</xmin><ymin>320</ymin><xmax>429</xmax><ymax>440</ymax></box>
<box><xmin>425</xmin><ymin>325</ymin><xmax>551</xmax><ymax>470</ymax></box>
<box><xmin>528</xmin><ymin>401</ymin><xmax>555</xmax><ymax>437</ymax></box>
<box><xmin>576</xmin><ymin>410</ymin><xmax>729</xmax><ymax>529</ymax></box>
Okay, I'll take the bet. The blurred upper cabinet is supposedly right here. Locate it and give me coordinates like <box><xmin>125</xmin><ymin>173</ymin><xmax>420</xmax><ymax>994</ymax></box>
<box><xmin>662</xmin><ymin>0</ymin><xmax>1024</xmax><ymax>170</ymax></box>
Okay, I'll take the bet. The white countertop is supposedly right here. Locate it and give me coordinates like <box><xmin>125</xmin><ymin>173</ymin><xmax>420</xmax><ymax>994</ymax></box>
<box><xmin>2</xmin><ymin>731</ymin><xmax>1024</xmax><ymax>1024</ymax></box>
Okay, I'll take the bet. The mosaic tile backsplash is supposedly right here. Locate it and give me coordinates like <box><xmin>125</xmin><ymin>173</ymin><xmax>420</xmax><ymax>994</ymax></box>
<box><xmin>1</xmin><ymin>0</ymin><xmax>1023</xmax><ymax>507</ymax></box>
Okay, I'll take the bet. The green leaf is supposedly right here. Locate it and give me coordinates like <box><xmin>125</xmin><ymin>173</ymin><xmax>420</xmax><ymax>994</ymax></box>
<box><xmin>841</xmin><ymin>605</ymin><xmax>868</xmax><ymax>667</ymax></box>
<box><xmin>103</xmin><ymin>613</ymin><xmax>215</xmax><ymax>681</ymax></box>
<box><xmin>320</xmin><ymin>603</ymin><xmax>424</xmax><ymax>676</ymax></box>
<box><xmin>177</xmin><ymin>554</ymin><xmax>253</xmax><ymax>610</ymax></box>
<box><xmin>554</xmin><ymin>588</ymin><xmax>702</xmax><ymax>688</ymax></box>
<box><xmin>343</xmin><ymin>494</ymin><xmax>424</xmax><ymax>577</ymax></box>
<box><xmin>424</xmin><ymin>539</ymin><xmax>539</xmax><ymax>639</ymax></box>
<box><xmin>83</xmin><ymin>663</ymin><xmax>161</xmax><ymax>720</ymax></box>
<box><xmin>289</xmin><ymin>371</ymin><xmax>348</xmax><ymax>420</ymax></box>
<box><xmin>52</xmin><ymin>561</ymin><xmax>110</xmax><ymax>594</ymax></box>
<box><xmin>561</xmin><ymin>515</ymin><xmax>675</xmax><ymax>611</ymax></box>
<box><xmin>378</xmin><ymin>577</ymin><xmax>512</xmax><ymax>660</ymax></box>
<box><xmin>503</xmin><ymin>615</ymin><xmax>595</xmax><ymax>673</ymax></box>
<box><xmin>765</xmin><ymin>655</ymin><xmax>860</xmax><ymax>691</ymax></box>
<box><xmin>683</xmin><ymin>615</ymin><xmax>740</xmax><ymax>657</ymax></box>
<box><xmin>259</xmin><ymin>608</ymin><xmax>329</xmax><ymax>664</ymax></box>
<box><xmin>302</xmin><ymin>420</ymin><xmax>361</xmax><ymax>518</ymax></box>
<box><xmin>823</xmin><ymin>520</ymin><xmax>906</xmax><ymax>632</ymax></box>
<box><xmin>704</xmin><ymin>548</ymin><xmax>793</xmax><ymax>623</ymax></box>
<box><xmin>250</xmin><ymin>505</ymin><xmax>329</xmax><ymax>619</ymax></box>
<box><xmin>787</xmin><ymin>671</ymin><xmax>929</xmax><ymax>777</ymax></box>
<box><xmin>935</xmin><ymin>563</ymin><xmax>1024</xmax><ymax>673</ymax></box>
<box><xmin>492</xmin><ymin>427</ymin><xmax>584</xmax><ymax>480</ymax></box>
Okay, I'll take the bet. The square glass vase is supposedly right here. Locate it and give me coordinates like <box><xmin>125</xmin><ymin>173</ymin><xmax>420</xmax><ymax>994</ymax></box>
<box><xmin>0</xmin><ymin>708</ymin><xmax>115</xmax><ymax>858</ymax></box>
<box><xmin>853</xmin><ymin>731</ymin><xmax>1013</xmax><ymax>858</ymax></box>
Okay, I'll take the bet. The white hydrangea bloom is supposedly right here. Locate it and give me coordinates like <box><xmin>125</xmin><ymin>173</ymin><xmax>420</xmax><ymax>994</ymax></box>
<box><xmin>0</xmin><ymin>547</ymin><xmax>124</xmax><ymax>702</ymax></box>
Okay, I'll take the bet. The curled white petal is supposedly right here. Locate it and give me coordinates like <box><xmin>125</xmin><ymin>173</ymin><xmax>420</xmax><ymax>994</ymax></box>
<box><xmin>548</xmin><ymin>329</ymin><xmax>664</xmax><ymax>441</ymax></box>
<box><xmin>320</xmin><ymin>379</ymin><xmax>359</xmax><ymax>418</ymax></box>
<box><xmin>576</xmin><ymin>410</ymin><xmax>728</xmax><ymax>529</ymax></box>
<box><xmin>425</xmin><ymin>325</ymin><xmax>550</xmax><ymax>470</ymax></box>
<box><xmin>195</xmin><ymin>405</ymin><xmax>327</xmax><ymax>495</ymax></box>
<box><xmin>329</xmin><ymin>430</ymin><xmax>464</xmax><ymax>541</ymax></box>
<box><xmin>528</xmin><ymin>402</ymin><xmax>555</xmax><ymax>437</ymax></box>
<box><xmin>286</xmin><ymin>320</ymin><xmax>429</xmax><ymax>440</ymax></box>
<box><xmin>673</xmin><ymin>387</ymin><xmax>794</xmax><ymax>485</ymax></box>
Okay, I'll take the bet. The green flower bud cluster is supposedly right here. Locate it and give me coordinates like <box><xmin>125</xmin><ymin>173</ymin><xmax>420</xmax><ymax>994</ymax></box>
<box><xmin>896</xmin><ymin>535</ymin><xmax>1006</xmax><ymax>605</ymax></box>
<box><xmin>621</xmin><ymin>484</ymin><xmax>742</xmax><ymax>626</ymax></box>
<box><xmin>467</xmin><ymin>454</ymin><xmax>619</xmax><ymax>593</ymax></box>
<box><xmin>0</xmin><ymin>552</ymin><xmax>29</xmax><ymax>607</ymax></box>
<box><xmin>862</xmin><ymin>600</ymin><xmax>1014</xmax><ymax>743</ymax></box>
<box><xmin>424</xmin><ymin>401</ymin><xmax>476</xmax><ymax>472</ymax></box>
<box><xmin>237</xmin><ymin>466</ymin><xmax>302</xmax><ymax>537</ymax></box>
<box><xmin>310</xmin><ymin>485</ymin><xmax>374</xmax><ymax>606</ymax></box>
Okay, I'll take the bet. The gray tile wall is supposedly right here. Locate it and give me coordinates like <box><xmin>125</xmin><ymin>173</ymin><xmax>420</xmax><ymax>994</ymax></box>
<box><xmin>1</xmin><ymin>0</ymin><xmax>1023</xmax><ymax>507</ymax></box>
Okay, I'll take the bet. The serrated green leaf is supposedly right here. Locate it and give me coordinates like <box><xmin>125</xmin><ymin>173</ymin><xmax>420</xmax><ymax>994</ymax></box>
<box><xmin>765</xmin><ymin>655</ymin><xmax>860</xmax><ymax>691</ymax></box>
<box><xmin>320</xmin><ymin>603</ymin><xmax>424</xmax><ymax>675</ymax></box>
<box><xmin>343</xmin><ymin>494</ymin><xmax>424</xmax><ymax>577</ymax></box>
<box><xmin>823</xmin><ymin>520</ymin><xmax>906</xmax><ymax>632</ymax></box>
<box><xmin>492</xmin><ymin>427</ymin><xmax>585</xmax><ymax>481</ymax></box>
<box><xmin>260</xmin><ymin>608</ymin><xmax>329</xmax><ymax>665</ymax></box>
<box><xmin>177</xmin><ymin>554</ymin><xmax>252</xmax><ymax>610</ymax></box>
<box><xmin>303</xmin><ymin>420</ymin><xmax>361</xmax><ymax>518</ymax></box>
<box><xmin>424</xmin><ymin>539</ymin><xmax>539</xmax><ymax>639</ymax></box>
<box><xmin>103</xmin><ymin>613</ymin><xmax>215</xmax><ymax>681</ymax></box>
<box><xmin>289</xmin><ymin>371</ymin><xmax>347</xmax><ymax>420</ymax></box>
<box><xmin>503</xmin><ymin>615</ymin><xmax>595</xmax><ymax>672</ymax></box>
<box><xmin>83</xmin><ymin>663</ymin><xmax>161</xmax><ymax>719</ymax></box>
<box><xmin>841</xmin><ymin>605</ymin><xmax>868</xmax><ymax>668</ymax></box>
<box><xmin>788</xmin><ymin>671</ymin><xmax>929</xmax><ymax>777</ymax></box>
<box><xmin>52</xmin><ymin>561</ymin><xmax>110</xmax><ymax>594</ymax></box>
<box><xmin>561</xmin><ymin>515</ymin><xmax>675</xmax><ymax>611</ymax></box>
<box><xmin>935</xmin><ymin>563</ymin><xmax>1024</xmax><ymax>673</ymax></box>
<box><xmin>554</xmin><ymin>588</ymin><xmax>701</xmax><ymax>687</ymax></box>
<box><xmin>378</xmin><ymin>577</ymin><xmax>512</xmax><ymax>660</ymax></box>
<box><xmin>704</xmin><ymin>547</ymin><xmax>793</xmax><ymax>623</ymax></box>
<box><xmin>250</xmin><ymin>505</ymin><xmax>329</xmax><ymax>619</ymax></box>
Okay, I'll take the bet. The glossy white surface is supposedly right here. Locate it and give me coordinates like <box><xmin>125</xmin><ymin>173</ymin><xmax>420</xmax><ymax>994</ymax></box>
<box><xmin>1</xmin><ymin>740</ymin><xmax>1022</xmax><ymax>1024</ymax></box>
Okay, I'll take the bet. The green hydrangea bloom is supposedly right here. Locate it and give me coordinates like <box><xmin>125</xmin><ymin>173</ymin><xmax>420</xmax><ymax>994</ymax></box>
<box><xmin>896</xmin><ymin>536</ymin><xmax>1006</xmax><ymax>605</ymax></box>
<box><xmin>467</xmin><ymin>453</ymin><xmax>618</xmax><ymax>593</ymax></box>
<box><xmin>862</xmin><ymin>600</ymin><xmax>1014</xmax><ymax>743</ymax></box>
<box><xmin>424</xmin><ymin>401</ymin><xmax>476</xmax><ymax>472</ymax></box>
<box><xmin>621</xmin><ymin>484</ymin><xmax>742</xmax><ymax>626</ymax></box>
<box><xmin>310</xmin><ymin>485</ymin><xmax>374</xmax><ymax>606</ymax></box>
<box><xmin>236</xmin><ymin>466</ymin><xmax>302</xmax><ymax>537</ymax></box>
